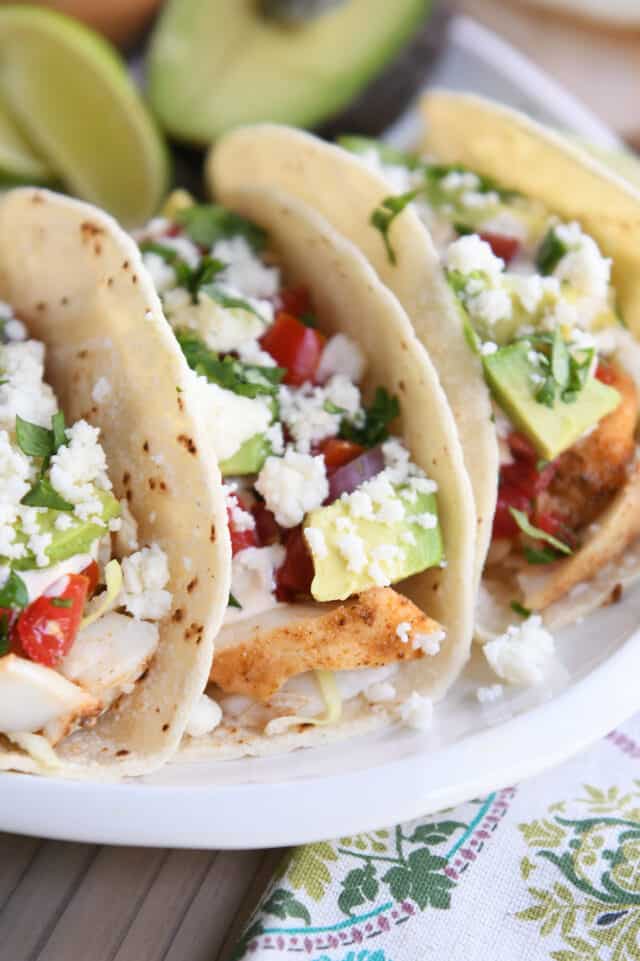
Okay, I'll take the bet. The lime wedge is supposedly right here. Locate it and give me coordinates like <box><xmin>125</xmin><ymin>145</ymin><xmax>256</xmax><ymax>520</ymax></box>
<box><xmin>0</xmin><ymin>94</ymin><xmax>54</xmax><ymax>183</ymax></box>
<box><xmin>0</xmin><ymin>6</ymin><xmax>169</xmax><ymax>225</ymax></box>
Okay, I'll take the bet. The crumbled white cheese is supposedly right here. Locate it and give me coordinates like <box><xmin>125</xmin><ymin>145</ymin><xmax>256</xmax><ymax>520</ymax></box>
<box><xmin>366</xmin><ymin>681</ymin><xmax>397</xmax><ymax>703</ymax></box>
<box><xmin>255</xmin><ymin>449</ymin><xmax>328</xmax><ymax>528</ymax></box>
<box><xmin>484</xmin><ymin>615</ymin><xmax>555</xmax><ymax>685</ymax></box>
<box><xmin>304</xmin><ymin>526</ymin><xmax>328</xmax><ymax>560</ymax></box>
<box><xmin>167</xmin><ymin>289</ymin><xmax>270</xmax><ymax>352</ymax></box>
<box><xmin>114</xmin><ymin>499</ymin><xmax>139</xmax><ymax>554</ymax></box>
<box><xmin>445</xmin><ymin>235</ymin><xmax>505</xmax><ymax>281</ymax></box>
<box><xmin>142</xmin><ymin>252</ymin><xmax>176</xmax><ymax>294</ymax></box>
<box><xmin>91</xmin><ymin>377</ymin><xmax>111</xmax><ymax>404</ymax></box>
<box><xmin>191</xmin><ymin>376</ymin><xmax>271</xmax><ymax>462</ymax></box>
<box><xmin>553</xmin><ymin>222</ymin><xmax>611</xmax><ymax>302</ymax></box>
<box><xmin>212</xmin><ymin>235</ymin><xmax>280</xmax><ymax>300</ymax></box>
<box><xmin>49</xmin><ymin>420</ymin><xmax>110</xmax><ymax>521</ymax></box>
<box><xmin>186</xmin><ymin>693</ymin><xmax>222</xmax><ymax>737</ymax></box>
<box><xmin>336</xmin><ymin>530</ymin><xmax>367</xmax><ymax>573</ymax></box>
<box><xmin>413</xmin><ymin>629</ymin><xmax>445</xmax><ymax>655</ymax></box>
<box><xmin>440</xmin><ymin>170</ymin><xmax>480</xmax><ymax>193</ymax></box>
<box><xmin>466</xmin><ymin>287</ymin><xmax>513</xmax><ymax>327</ymax></box>
<box><xmin>316</xmin><ymin>334</ymin><xmax>366</xmax><ymax>384</ymax></box>
<box><xmin>278</xmin><ymin>375</ymin><xmax>360</xmax><ymax>454</ymax></box>
<box><xmin>223</xmin><ymin>483</ymin><xmax>255</xmax><ymax>532</ymax></box>
<box><xmin>398</xmin><ymin>691</ymin><xmax>434</xmax><ymax>731</ymax></box>
<box><xmin>395</xmin><ymin>621</ymin><xmax>411</xmax><ymax>644</ymax></box>
<box><xmin>0</xmin><ymin>341</ymin><xmax>57</xmax><ymax>431</ymax></box>
<box><xmin>227</xmin><ymin>544</ymin><xmax>285</xmax><ymax>619</ymax></box>
<box><xmin>357</xmin><ymin>148</ymin><xmax>416</xmax><ymax>194</ymax></box>
<box><xmin>476</xmin><ymin>683</ymin><xmax>504</xmax><ymax>704</ymax></box>
<box><xmin>121</xmin><ymin>544</ymin><xmax>172</xmax><ymax>621</ymax></box>
<box><xmin>481</xmin><ymin>341</ymin><xmax>498</xmax><ymax>356</ymax></box>
<box><xmin>155</xmin><ymin>233</ymin><xmax>200</xmax><ymax>268</ymax></box>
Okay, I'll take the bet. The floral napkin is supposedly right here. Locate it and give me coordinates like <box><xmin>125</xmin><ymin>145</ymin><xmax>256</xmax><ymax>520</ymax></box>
<box><xmin>232</xmin><ymin>713</ymin><xmax>640</xmax><ymax>959</ymax></box>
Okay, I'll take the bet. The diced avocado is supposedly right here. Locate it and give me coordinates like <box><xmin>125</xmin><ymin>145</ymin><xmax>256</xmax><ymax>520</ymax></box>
<box><xmin>10</xmin><ymin>489</ymin><xmax>120</xmax><ymax>571</ymax></box>
<box><xmin>483</xmin><ymin>341</ymin><xmax>621</xmax><ymax>461</ymax></box>
<box><xmin>220</xmin><ymin>433</ymin><xmax>271</xmax><ymax>476</ymax></box>
<box><xmin>305</xmin><ymin>487</ymin><xmax>442</xmax><ymax>603</ymax></box>
<box><xmin>147</xmin><ymin>0</ymin><xmax>430</xmax><ymax>143</ymax></box>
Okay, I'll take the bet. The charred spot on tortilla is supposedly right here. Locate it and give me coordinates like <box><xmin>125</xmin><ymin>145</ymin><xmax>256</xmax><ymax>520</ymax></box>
<box><xmin>177</xmin><ymin>434</ymin><xmax>197</xmax><ymax>455</ymax></box>
<box><xmin>209</xmin><ymin>524</ymin><xmax>216</xmax><ymax>542</ymax></box>
<box><xmin>142</xmin><ymin>441</ymin><xmax>150</xmax><ymax>453</ymax></box>
<box><xmin>187</xmin><ymin>578</ymin><xmax>198</xmax><ymax>593</ymax></box>
<box><xmin>122</xmin><ymin>260</ymin><xmax>130</xmax><ymax>271</ymax></box>
<box><xmin>60</xmin><ymin>296</ymin><xmax>69</xmax><ymax>306</ymax></box>
<box><xmin>172</xmin><ymin>609</ymin><xmax>185</xmax><ymax>623</ymax></box>
<box><xmin>36</xmin><ymin>301</ymin><xmax>46</xmax><ymax>312</ymax></box>
<box><xmin>77</xmin><ymin>349</ymin><xmax>88</xmax><ymax>359</ymax></box>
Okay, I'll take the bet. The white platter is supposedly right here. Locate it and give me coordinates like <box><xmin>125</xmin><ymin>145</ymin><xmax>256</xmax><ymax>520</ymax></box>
<box><xmin>0</xmin><ymin>17</ymin><xmax>637</xmax><ymax>850</ymax></box>
<box><xmin>2</xmin><ymin>584</ymin><xmax>639</xmax><ymax>849</ymax></box>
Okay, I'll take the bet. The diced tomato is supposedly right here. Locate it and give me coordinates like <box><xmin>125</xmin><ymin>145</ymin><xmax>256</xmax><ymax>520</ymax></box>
<box><xmin>532</xmin><ymin>510</ymin><xmax>563</xmax><ymax>538</ymax></box>
<box><xmin>500</xmin><ymin>459</ymin><xmax>555</xmax><ymax>499</ymax></box>
<box><xmin>164</xmin><ymin>223</ymin><xmax>182</xmax><ymax>238</ymax></box>
<box><xmin>17</xmin><ymin>574</ymin><xmax>89</xmax><ymax>667</ymax></box>
<box><xmin>492</xmin><ymin>485</ymin><xmax>531</xmax><ymax>539</ymax></box>
<box><xmin>260</xmin><ymin>312</ymin><xmax>326</xmax><ymax>386</ymax></box>
<box><xmin>252</xmin><ymin>501</ymin><xmax>280</xmax><ymax>546</ymax></box>
<box><xmin>277</xmin><ymin>286</ymin><xmax>312</xmax><ymax>317</ymax></box>
<box><xmin>507</xmin><ymin>431</ymin><xmax>538</xmax><ymax>463</ymax></box>
<box><xmin>226</xmin><ymin>494</ymin><xmax>259</xmax><ymax>556</ymax></box>
<box><xmin>275</xmin><ymin>527</ymin><xmax>314</xmax><ymax>601</ymax></box>
<box><xmin>80</xmin><ymin>560</ymin><xmax>100</xmax><ymax>597</ymax></box>
<box><xmin>320</xmin><ymin>438</ymin><xmax>365</xmax><ymax>473</ymax></box>
<box><xmin>479</xmin><ymin>232</ymin><xmax>521</xmax><ymax>264</ymax></box>
<box><xmin>596</xmin><ymin>362</ymin><xmax>616</xmax><ymax>385</ymax></box>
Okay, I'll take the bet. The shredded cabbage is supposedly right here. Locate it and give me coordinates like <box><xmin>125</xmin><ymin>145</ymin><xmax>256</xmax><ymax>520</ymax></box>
<box><xmin>8</xmin><ymin>732</ymin><xmax>61</xmax><ymax>770</ymax></box>
<box><xmin>80</xmin><ymin>560</ymin><xmax>122</xmax><ymax>629</ymax></box>
<box><xmin>264</xmin><ymin>669</ymin><xmax>342</xmax><ymax>737</ymax></box>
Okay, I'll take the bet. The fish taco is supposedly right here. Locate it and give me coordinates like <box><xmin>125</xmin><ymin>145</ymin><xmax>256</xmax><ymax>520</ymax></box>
<box><xmin>134</xmin><ymin>185</ymin><xmax>476</xmax><ymax>757</ymax></box>
<box><xmin>208</xmin><ymin>102</ymin><xmax>640</xmax><ymax>647</ymax></box>
<box><xmin>0</xmin><ymin>188</ymin><xmax>230</xmax><ymax>777</ymax></box>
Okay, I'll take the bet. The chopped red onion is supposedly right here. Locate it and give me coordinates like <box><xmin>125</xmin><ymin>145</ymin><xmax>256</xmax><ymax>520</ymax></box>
<box><xmin>327</xmin><ymin>445</ymin><xmax>385</xmax><ymax>503</ymax></box>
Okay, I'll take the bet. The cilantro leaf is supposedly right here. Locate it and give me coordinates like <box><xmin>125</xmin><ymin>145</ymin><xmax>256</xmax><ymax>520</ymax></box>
<box><xmin>551</xmin><ymin>329</ymin><xmax>570</xmax><ymax>390</ymax></box>
<box><xmin>523</xmin><ymin>545</ymin><xmax>561</xmax><ymax>565</ymax></box>
<box><xmin>176</xmin><ymin>205</ymin><xmax>267</xmax><ymax>252</ymax></box>
<box><xmin>15</xmin><ymin>415</ymin><xmax>55</xmax><ymax>458</ymax></box>
<box><xmin>509</xmin><ymin>507</ymin><xmax>572</xmax><ymax>555</ymax></box>
<box><xmin>51</xmin><ymin>411</ymin><xmax>67</xmax><ymax>451</ymax></box>
<box><xmin>51</xmin><ymin>597</ymin><xmax>73</xmax><ymax>608</ymax></box>
<box><xmin>0</xmin><ymin>613</ymin><xmax>9</xmax><ymax>656</ymax></box>
<box><xmin>510</xmin><ymin>600</ymin><xmax>531</xmax><ymax>618</ymax></box>
<box><xmin>324</xmin><ymin>400</ymin><xmax>346</xmax><ymax>414</ymax></box>
<box><xmin>370</xmin><ymin>189</ymin><xmax>421</xmax><ymax>265</ymax></box>
<box><xmin>228</xmin><ymin>593</ymin><xmax>242</xmax><ymax>609</ymax></box>
<box><xmin>338</xmin><ymin>136</ymin><xmax>423</xmax><ymax>170</ymax></box>
<box><xmin>536</xmin><ymin>227</ymin><xmax>568</xmax><ymax>275</ymax></box>
<box><xmin>21</xmin><ymin>477</ymin><xmax>74</xmax><ymax>511</ymax></box>
<box><xmin>0</xmin><ymin>570</ymin><xmax>28</xmax><ymax>609</ymax></box>
<box><xmin>200</xmin><ymin>285</ymin><xmax>264</xmax><ymax>320</ymax></box>
<box><xmin>340</xmin><ymin>387</ymin><xmax>399</xmax><ymax>447</ymax></box>
<box><xmin>139</xmin><ymin>241</ymin><xmax>226</xmax><ymax>302</ymax></box>
<box><xmin>175</xmin><ymin>329</ymin><xmax>284</xmax><ymax>399</ymax></box>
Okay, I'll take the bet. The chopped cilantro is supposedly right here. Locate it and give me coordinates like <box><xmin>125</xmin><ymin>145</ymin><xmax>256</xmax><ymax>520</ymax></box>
<box><xmin>21</xmin><ymin>477</ymin><xmax>74</xmax><ymax>511</ymax></box>
<box><xmin>15</xmin><ymin>415</ymin><xmax>57</xmax><ymax>458</ymax></box>
<box><xmin>200</xmin><ymin>285</ymin><xmax>264</xmax><ymax>320</ymax></box>
<box><xmin>323</xmin><ymin>400</ymin><xmax>346</xmax><ymax>415</ymax></box>
<box><xmin>340</xmin><ymin>387</ymin><xmax>399</xmax><ymax>447</ymax></box>
<box><xmin>509</xmin><ymin>507</ymin><xmax>572</xmax><ymax>555</ymax></box>
<box><xmin>551</xmin><ymin>329</ymin><xmax>570</xmax><ymax>390</ymax></box>
<box><xmin>228</xmin><ymin>593</ymin><xmax>242</xmax><ymax>609</ymax></box>
<box><xmin>175</xmin><ymin>329</ymin><xmax>284</xmax><ymax>399</ymax></box>
<box><xmin>0</xmin><ymin>570</ymin><xmax>28</xmax><ymax>610</ymax></box>
<box><xmin>370</xmin><ymin>189</ymin><xmax>421</xmax><ymax>265</ymax></box>
<box><xmin>176</xmin><ymin>204</ymin><xmax>267</xmax><ymax>252</ymax></box>
<box><xmin>51</xmin><ymin>597</ymin><xmax>73</xmax><ymax>608</ymax></box>
<box><xmin>523</xmin><ymin>545</ymin><xmax>561</xmax><ymax>565</ymax></box>
<box><xmin>139</xmin><ymin>241</ymin><xmax>226</xmax><ymax>302</ymax></box>
<box><xmin>52</xmin><ymin>411</ymin><xmax>67</xmax><ymax>451</ymax></box>
<box><xmin>536</xmin><ymin>227</ymin><xmax>568</xmax><ymax>275</ymax></box>
<box><xmin>299</xmin><ymin>311</ymin><xmax>317</xmax><ymax>328</ymax></box>
<box><xmin>510</xmin><ymin>600</ymin><xmax>531</xmax><ymax>618</ymax></box>
<box><xmin>0</xmin><ymin>613</ymin><xmax>9</xmax><ymax>656</ymax></box>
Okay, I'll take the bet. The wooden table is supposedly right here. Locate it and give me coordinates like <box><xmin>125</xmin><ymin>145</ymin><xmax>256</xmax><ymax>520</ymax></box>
<box><xmin>0</xmin><ymin>832</ymin><xmax>283</xmax><ymax>961</ymax></box>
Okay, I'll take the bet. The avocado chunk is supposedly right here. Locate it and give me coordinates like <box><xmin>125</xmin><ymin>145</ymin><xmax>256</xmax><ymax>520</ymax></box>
<box><xmin>484</xmin><ymin>341</ymin><xmax>621</xmax><ymax>461</ymax></box>
<box><xmin>304</xmin><ymin>486</ymin><xmax>442</xmax><ymax>602</ymax></box>
<box><xmin>220</xmin><ymin>433</ymin><xmax>271</xmax><ymax>476</ymax></box>
<box><xmin>10</xmin><ymin>489</ymin><xmax>120</xmax><ymax>571</ymax></box>
<box><xmin>147</xmin><ymin>0</ymin><xmax>429</xmax><ymax>143</ymax></box>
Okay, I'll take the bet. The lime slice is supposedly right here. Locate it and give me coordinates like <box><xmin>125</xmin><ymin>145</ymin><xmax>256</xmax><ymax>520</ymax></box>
<box><xmin>0</xmin><ymin>6</ymin><xmax>169</xmax><ymax>225</ymax></box>
<box><xmin>0</xmin><ymin>94</ymin><xmax>54</xmax><ymax>183</ymax></box>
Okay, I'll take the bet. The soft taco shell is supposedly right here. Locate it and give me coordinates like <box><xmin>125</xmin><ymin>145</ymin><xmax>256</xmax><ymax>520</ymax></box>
<box><xmin>0</xmin><ymin>188</ymin><xmax>230</xmax><ymax>777</ymax></box>
<box><xmin>420</xmin><ymin>91</ymin><xmax>640</xmax><ymax>631</ymax></box>
<box><xmin>181</xmin><ymin>184</ymin><xmax>477</xmax><ymax>759</ymax></box>
<box><xmin>207</xmin><ymin>126</ymin><xmax>498</xmax><ymax>588</ymax></box>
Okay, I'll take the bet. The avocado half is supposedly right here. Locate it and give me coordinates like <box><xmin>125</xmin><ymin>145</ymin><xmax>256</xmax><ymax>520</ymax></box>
<box><xmin>147</xmin><ymin>0</ymin><xmax>436</xmax><ymax>144</ymax></box>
